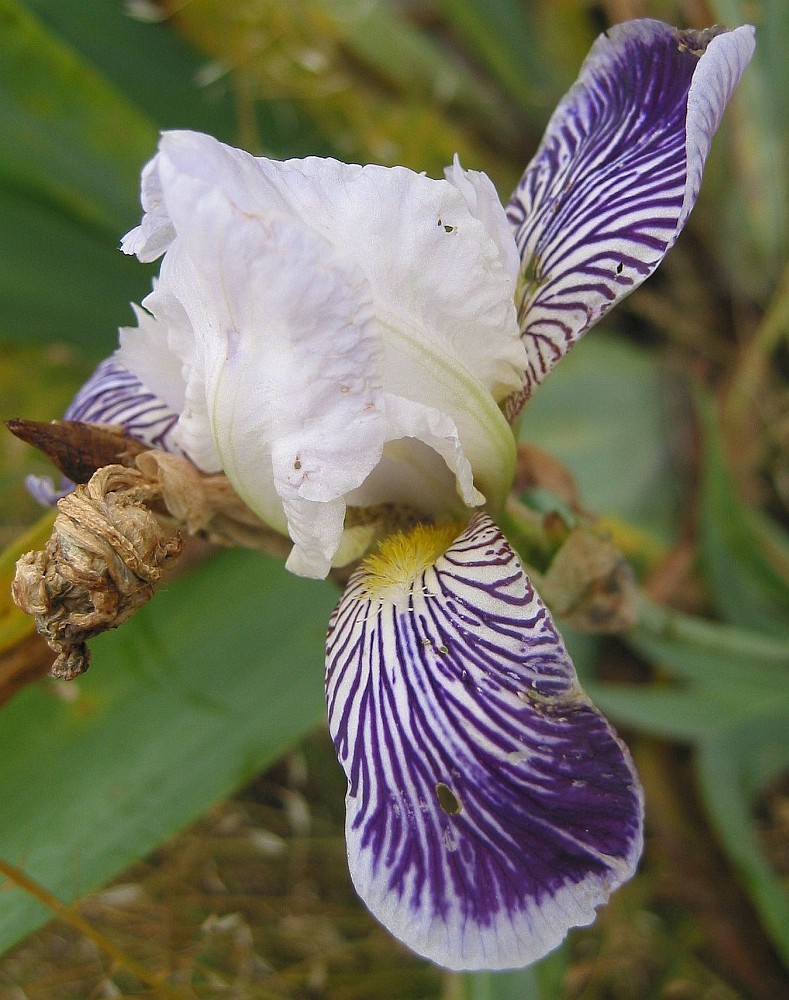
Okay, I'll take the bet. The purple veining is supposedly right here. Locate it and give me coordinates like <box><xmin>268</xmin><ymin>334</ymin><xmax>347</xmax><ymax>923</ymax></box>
<box><xmin>506</xmin><ymin>20</ymin><xmax>754</xmax><ymax>408</ymax></box>
<box><xmin>326</xmin><ymin>513</ymin><xmax>643</xmax><ymax>969</ymax></box>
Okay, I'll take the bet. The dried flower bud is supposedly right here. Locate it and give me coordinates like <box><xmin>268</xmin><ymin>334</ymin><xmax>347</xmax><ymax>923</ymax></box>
<box><xmin>12</xmin><ymin>465</ymin><xmax>182</xmax><ymax>679</ymax></box>
<box><xmin>534</xmin><ymin>527</ymin><xmax>638</xmax><ymax>633</ymax></box>
<box><xmin>10</xmin><ymin>440</ymin><xmax>297</xmax><ymax>680</ymax></box>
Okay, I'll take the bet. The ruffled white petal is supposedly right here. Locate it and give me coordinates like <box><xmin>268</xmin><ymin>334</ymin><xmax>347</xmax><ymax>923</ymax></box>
<box><xmin>158</xmin><ymin>194</ymin><xmax>386</xmax><ymax>573</ymax></box>
<box><xmin>445</xmin><ymin>154</ymin><xmax>520</xmax><ymax>286</ymax></box>
<box><xmin>121</xmin><ymin>155</ymin><xmax>176</xmax><ymax>262</ymax></box>
<box><xmin>114</xmin><ymin>130</ymin><xmax>525</xmax><ymax>574</ymax></box>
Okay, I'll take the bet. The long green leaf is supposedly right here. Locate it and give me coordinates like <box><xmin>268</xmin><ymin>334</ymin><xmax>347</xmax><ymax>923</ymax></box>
<box><xmin>438</xmin><ymin>0</ymin><xmax>590</xmax><ymax>122</ymax></box>
<box><xmin>0</xmin><ymin>0</ymin><xmax>155</xmax><ymax>235</ymax></box>
<box><xmin>630</xmin><ymin>596</ymin><xmax>789</xmax><ymax>691</ymax></box>
<box><xmin>697</xmin><ymin>389</ymin><xmax>789</xmax><ymax>637</ymax></box>
<box><xmin>0</xmin><ymin>186</ymin><xmax>154</xmax><ymax>350</ymax></box>
<box><xmin>0</xmin><ymin>0</ymin><xmax>162</xmax><ymax>347</ymax></box>
<box><xmin>697</xmin><ymin>716</ymin><xmax>789</xmax><ymax>965</ymax></box>
<box><xmin>585</xmin><ymin>681</ymin><xmax>786</xmax><ymax>743</ymax></box>
<box><xmin>0</xmin><ymin>548</ymin><xmax>338</xmax><ymax>955</ymax></box>
<box><xmin>21</xmin><ymin>0</ymin><xmax>239</xmax><ymax>146</ymax></box>
<box><xmin>709</xmin><ymin>0</ymin><xmax>788</xmax><ymax>286</ymax></box>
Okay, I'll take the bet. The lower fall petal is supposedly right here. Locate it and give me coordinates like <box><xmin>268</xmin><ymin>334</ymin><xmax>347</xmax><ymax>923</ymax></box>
<box><xmin>325</xmin><ymin>513</ymin><xmax>643</xmax><ymax>970</ymax></box>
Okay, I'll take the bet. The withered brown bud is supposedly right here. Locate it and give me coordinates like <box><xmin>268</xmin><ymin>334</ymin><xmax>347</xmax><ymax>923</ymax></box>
<box><xmin>12</xmin><ymin>465</ymin><xmax>183</xmax><ymax>680</ymax></box>
<box><xmin>10</xmin><ymin>444</ymin><xmax>293</xmax><ymax>681</ymax></box>
<box><xmin>534</xmin><ymin>527</ymin><xmax>638</xmax><ymax>633</ymax></box>
<box><xmin>5</xmin><ymin>418</ymin><xmax>148</xmax><ymax>484</ymax></box>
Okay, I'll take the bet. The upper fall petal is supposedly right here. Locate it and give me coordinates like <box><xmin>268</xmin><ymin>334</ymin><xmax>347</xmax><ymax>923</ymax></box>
<box><xmin>505</xmin><ymin>19</ymin><xmax>754</xmax><ymax>409</ymax></box>
<box><xmin>325</xmin><ymin>513</ymin><xmax>643</xmax><ymax>970</ymax></box>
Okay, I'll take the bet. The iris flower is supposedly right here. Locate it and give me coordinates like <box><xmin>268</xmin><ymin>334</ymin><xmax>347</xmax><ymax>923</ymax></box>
<box><xmin>43</xmin><ymin>19</ymin><xmax>753</xmax><ymax>971</ymax></box>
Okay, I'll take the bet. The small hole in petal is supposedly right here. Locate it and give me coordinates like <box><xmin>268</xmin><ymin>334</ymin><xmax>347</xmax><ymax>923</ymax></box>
<box><xmin>294</xmin><ymin>458</ymin><xmax>302</xmax><ymax>470</ymax></box>
<box><xmin>616</xmin><ymin>261</ymin><xmax>624</xmax><ymax>275</ymax></box>
<box><xmin>436</xmin><ymin>782</ymin><xmax>462</xmax><ymax>815</ymax></box>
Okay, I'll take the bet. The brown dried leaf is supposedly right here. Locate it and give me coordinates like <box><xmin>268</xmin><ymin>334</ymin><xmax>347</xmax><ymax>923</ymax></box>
<box><xmin>536</xmin><ymin>526</ymin><xmax>638</xmax><ymax>632</ymax></box>
<box><xmin>6</xmin><ymin>419</ymin><xmax>148</xmax><ymax>484</ymax></box>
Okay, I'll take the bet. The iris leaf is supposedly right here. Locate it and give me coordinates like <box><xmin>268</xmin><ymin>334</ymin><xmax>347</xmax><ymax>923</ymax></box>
<box><xmin>585</xmin><ymin>682</ymin><xmax>782</xmax><ymax>743</ymax></box>
<box><xmin>0</xmin><ymin>0</ymin><xmax>160</xmax><ymax>346</ymax></box>
<box><xmin>709</xmin><ymin>0</ymin><xmax>789</xmax><ymax>286</ymax></box>
<box><xmin>697</xmin><ymin>716</ymin><xmax>789</xmax><ymax>965</ymax></box>
<box><xmin>630</xmin><ymin>596</ymin><xmax>789</xmax><ymax>691</ymax></box>
<box><xmin>696</xmin><ymin>389</ymin><xmax>789</xmax><ymax>637</ymax></box>
<box><xmin>437</xmin><ymin>0</ymin><xmax>591</xmax><ymax>122</ymax></box>
<box><xmin>20</xmin><ymin>0</ymin><xmax>239</xmax><ymax>145</ymax></box>
<box><xmin>0</xmin><ymin>548</ymin><xmax>338</xmax><ymax>955</ymax></box>
<box><xmin>459</xmin><ymin>968</ymin><xmax>541</xmax><ymax>999</ymax></box>
<box><xmin>0</xmin><ymin>0</ymin><xmax>154</xmax><ymax>235</ymax></box>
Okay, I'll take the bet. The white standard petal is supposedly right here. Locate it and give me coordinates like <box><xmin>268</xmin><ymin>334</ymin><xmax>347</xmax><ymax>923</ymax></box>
<box><xmin>127</xmin><ymin>130</ymin><xmax>525</xmax><ymax>570</ymax></box>
<box><xmin>150</xmin><ymin>166</ymin><xmax>388</xmax><ymax>576</ymax></box>
<box><xmin>346</xmin><ymin>393</ymin><xmax>484</xmax><ymax>516</ymax></box>
<box><xmin>445</xmin><ymin>153</ymin><xmax>521</xmax><ymax>286</ymax></box>
<box><xmin>121</xmin><ymin>154</ymin><xmax>176</xmax><ymax>262</ymax></box>
<box><xmin>117</xmin><ymin>301</ymin><xmax>186</xmax><ymax>416</ymax></box>
<box><xmin>144</xmin><ymin>132</ymin><xmax>524</xmax><ymax>408</ymax></box>
<box><xmin>266</xmin><ymin>154</ymin><xmax>527</xmax><ymax>405</ymax></box>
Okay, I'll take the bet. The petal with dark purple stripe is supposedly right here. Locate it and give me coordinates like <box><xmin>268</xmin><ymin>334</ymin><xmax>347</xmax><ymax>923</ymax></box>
<box><xmin>64</xmin><ymin>357</ymin><xmax>182</xmax><ymax>454</ymax></box>
<box><xmin>325</xmin><ymin>513</ymin><xmax>643</xmax><ymax>970</ymax></box>
<box><xmin>506</xmin><ymin>19</ymin><xmax>754</xmax><ymax>409</ymax></box>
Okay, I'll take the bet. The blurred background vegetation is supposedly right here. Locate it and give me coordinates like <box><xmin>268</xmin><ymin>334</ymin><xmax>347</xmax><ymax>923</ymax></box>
<box><xmin>0</xmin><ymin>1</ymin><xmax>787</xmax><ymax>997</ymax></box>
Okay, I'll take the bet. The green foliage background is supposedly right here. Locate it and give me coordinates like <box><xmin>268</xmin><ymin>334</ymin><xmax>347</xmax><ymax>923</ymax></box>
<box><xmin>0</xmin><ymin>1</ymin><xmax>787</xmax><ymax>997</ymax></box>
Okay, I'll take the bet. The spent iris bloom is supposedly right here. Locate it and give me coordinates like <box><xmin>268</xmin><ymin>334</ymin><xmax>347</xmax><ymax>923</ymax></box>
<box><xmin>39</xmin><ymin>19</ymin><xmax>753</xmax><ymax>971</ymax></box>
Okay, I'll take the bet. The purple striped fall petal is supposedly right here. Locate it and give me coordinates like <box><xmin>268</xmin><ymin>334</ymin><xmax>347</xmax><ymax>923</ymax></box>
<box><xmin>64</xmin><ymin>356</ymin><xmax>182</xmax><ymax>454</ymax></box>
<box><xmin>506</xmin><ymin>19</ymin><xmax>755</xmax><ymax>410</ymax></box>
<box><xmin>325</xmin><ymin>513</ymin><xmax>643</xmax><ymax>969</ymax></box>
<box><xmin>25</xmin><ymin>354</ymin><xmax>184</xmax><ymax>507</ymax></box>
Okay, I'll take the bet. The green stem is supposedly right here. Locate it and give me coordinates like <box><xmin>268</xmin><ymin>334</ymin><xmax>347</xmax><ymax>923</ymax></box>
<box><xmin>635</xmin><ymin>594</ymin><xmax>789</xmax><ymax>666</ymax></box>
<box><xmin>0</xmin><ymin>857</ymin><xmax>187</xmax><ymax>999</ymax></box>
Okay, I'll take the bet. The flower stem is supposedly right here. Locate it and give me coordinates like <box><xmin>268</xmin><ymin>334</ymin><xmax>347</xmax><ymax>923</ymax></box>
<box><xmin>635</xmin><ymin>593</ymin><xmax>789</xmax><ymax>665</ymax></box>
<box><xmin>0</xmin><ymin>857</ymin><xmax>187</xmax><ymax>999</ymax></box>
